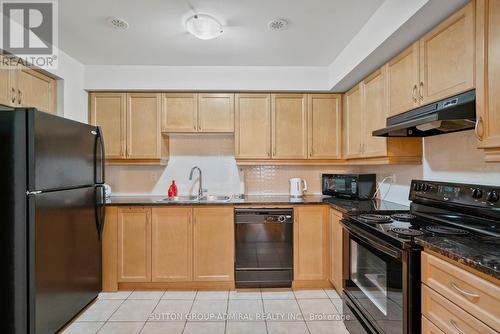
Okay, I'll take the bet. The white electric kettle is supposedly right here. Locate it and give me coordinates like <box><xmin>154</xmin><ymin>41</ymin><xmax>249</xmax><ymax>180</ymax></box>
<box><xmin>289</xmin><ymin>178</ymin><xmax>307</xmax><ymax>197</ymax></box>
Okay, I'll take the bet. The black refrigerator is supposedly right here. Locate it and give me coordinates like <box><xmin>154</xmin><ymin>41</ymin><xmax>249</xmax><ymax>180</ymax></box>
<box><xmin>0</xmin><ymin>109</ymin><xmax>106</xmax><ymax>334</ymax></box>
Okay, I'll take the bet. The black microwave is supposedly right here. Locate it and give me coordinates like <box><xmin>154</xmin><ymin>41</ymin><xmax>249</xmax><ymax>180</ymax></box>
<box><xmin>322</xmin><ymin>174</ymin><xmax>376</xmax><ymax>199</ymax></box>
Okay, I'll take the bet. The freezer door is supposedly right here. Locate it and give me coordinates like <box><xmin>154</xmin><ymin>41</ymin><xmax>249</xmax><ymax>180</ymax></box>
<box><xmin>28</xmin><ymin>110</ymin><xmax>102</xmax><ymax>191</ymax></box>
<box><xmin>31</xmin><ymin>187</ymin><xmax>101</xmax><ymax>334</ymax></box>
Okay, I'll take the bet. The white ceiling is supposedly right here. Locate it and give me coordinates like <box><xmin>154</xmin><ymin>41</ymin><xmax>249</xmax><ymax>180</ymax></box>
<box><xmin>59</xmin><ymin>0</ymin><xmax>384</xmax><ymax>66</ymax></box>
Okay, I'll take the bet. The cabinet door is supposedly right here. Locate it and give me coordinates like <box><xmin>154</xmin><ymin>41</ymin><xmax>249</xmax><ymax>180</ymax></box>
<box><xmin>330</xmin><ymin>209</ymin><xmax>344</xmax><ymax>293</ymax></box>
<box><xmin>197</xmin><ymin>93</ymin><xmax>234</xmax><ymax>132</ymax></box>
<box><xmin>294</xmin><ymin>206</ymin><xmax>328</xmax><ymax>281</ymax></box>
<box><xmin>419</xmin><ymin>2</ymin><xmax>474</xmax><ymax>105</ymax></box>
<box><xmin>362</xmin><ymin>68</ymin><xmax>388</xmax><ymax>158</ymax></box>
<box><xmin>151</xmin><ymin>207</ymin><xmax>192</xmax><ymax>282</ymax></box>
<box><xmin>235</xmin><ymin>93</ymin><xmax>271</xmax><ymax>159</ymax></box>
<box><xmin>308</xmin><ymin>94</ymin><xmax>342</xmax><ymax>159</ymax></box>
<box><xmin>343</xmin><ymin>85</ymin><xmax>363</xmax><ymax>159</ymax></box>
<box><xmin>271</xmin><ymin>94</ymin><xmax>308</xmax><ymax>159</ymax></box>
<box><xmin>476</xmin><ymin>0</ymin><xmax>500</xmax><ymax>159</ymax></box>
<box><xmin>17</xmin><ymin>65</ymin><xmax>57</xmax><ymax>113</ymax></box>
<box><xmin>0</xmin><ymin>56</ymin><xmax>15</xmax><ymax>107</ymax></box>
<box><xmin>117</xmin><ymin>207</ymin><xmax>151</xmax><ymax>282</ymax></box>
<box><xmin>162</xmin><ymin>93</ymin><xmax>197</xmax><ymax>133</ymax></box>
<box><xmin>193</xmin><ymin>207</ymin><xmax>234</xmax><ymax>281</ymax></box>
<box><xmin>386</xmin><ymin>42</ymin><xmax>420</xmax><ymax>117</ymax></box>
<box><xmin>89</xmin><ymin>92</ymin><xmax>126</xmax><ymax>159</ymax></box>
<box><xmin>126</xmin><ymin>93</ymin><xmax>161</xmax><ymax>159</ymax></box>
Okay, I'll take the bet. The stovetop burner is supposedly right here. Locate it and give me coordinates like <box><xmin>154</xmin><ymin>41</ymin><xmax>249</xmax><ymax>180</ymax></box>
<box><xmin>390</xmin><ymin>227</ymin><xmax>424</xmax><ymax>237</ymax></box>
<box><xmin>358</xmin><ymin>214</ymin><xmax>392</xmax><ymax>224</ymax></box>
<box><xmin>423</xmin><ymin>226</ymin><xmax>469</xmax><ymax>236</ymax></box>
<box><xmin>391</xmin><ymin>213</ymin><xmax>417</xmax><ymax>222</ymax></box>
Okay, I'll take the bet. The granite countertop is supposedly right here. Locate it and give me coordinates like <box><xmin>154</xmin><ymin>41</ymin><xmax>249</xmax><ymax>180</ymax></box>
<box><xmin>415</xmin><ymin>235</ymin><xmax>500</xmax><ymax>280</ymax></box>
<box><xmin>106</xmin><ymin>195</ymin><xmax>409</xmax><ymax>214</ymax></box>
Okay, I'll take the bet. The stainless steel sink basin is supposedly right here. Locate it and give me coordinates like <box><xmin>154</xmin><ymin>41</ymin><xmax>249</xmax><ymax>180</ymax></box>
<box><xmin>201</xmin><ymin>195</ymin><xmax>231</xmax><ymax>202</ymax></box>
<box><xmin>156</xmin><ymin>196</ymin><xmax>199</xmax><ymax>203</ymax></box>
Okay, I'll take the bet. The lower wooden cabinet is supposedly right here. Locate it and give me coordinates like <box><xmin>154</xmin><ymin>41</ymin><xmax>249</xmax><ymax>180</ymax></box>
<box><xmin>117</xmin><ymin>207</ymin><xmax>152</xmax><ymax>282</ymax></box>
<box><xmin>294</xmin><ymin>206</ymin><xmax>328</xmax><ymax>282</ymax></box>
<box><xmin>329</xmin><ymin>209</ymin><xmax>344</xmax><ymax>293</ymax></box>
<box><xmin>192</xmin><ymin>207</ymin><xmax>234</xmax><ymax>282</ymax></box>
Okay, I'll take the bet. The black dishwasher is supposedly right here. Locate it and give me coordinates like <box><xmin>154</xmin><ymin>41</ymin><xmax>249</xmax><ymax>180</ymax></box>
<box><xmin>235</xmin><ymin>208</ymin><xmax>293</xmax><ymax>288</ymax></box>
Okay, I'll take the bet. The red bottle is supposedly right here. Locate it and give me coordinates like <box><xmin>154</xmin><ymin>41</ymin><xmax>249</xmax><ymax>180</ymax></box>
<box><xmin>168</xmin><ymin>180</ymin><xmax>178</xmax><ymax>197</ymax></box>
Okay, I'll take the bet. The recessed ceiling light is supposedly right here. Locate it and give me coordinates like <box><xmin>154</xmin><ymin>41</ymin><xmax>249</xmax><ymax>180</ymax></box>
<box><xmin>268</xmin><ymin>18</ymin><xmax>288</xmax><ymax>31</ymax></box>
<box><xmin>185</xmin><ymin>14</ymin><xmax>223</xmax><ymax>40</ymax></box>
<box><xmin>106</xmin><ymin>17</ymin><xmax>129</xmax><ymax>30</ymax></box>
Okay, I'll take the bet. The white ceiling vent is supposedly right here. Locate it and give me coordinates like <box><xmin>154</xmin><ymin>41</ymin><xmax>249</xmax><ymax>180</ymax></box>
<box><xmin>106</xmin><ymin>17</ymin><xmax>129</xmax><ymax>30</ymax></box>
<box><xmin>268</xmin><ymin>18</ymin><xmax>288</xmax><ymax>31</ymax></box>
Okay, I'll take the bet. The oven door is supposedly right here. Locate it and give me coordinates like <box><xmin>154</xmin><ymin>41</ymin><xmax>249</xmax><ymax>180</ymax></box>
<box><xmin>344</xmin><ymin>226</ymin><xmax>404</xmax><ymax>334</ymax></box>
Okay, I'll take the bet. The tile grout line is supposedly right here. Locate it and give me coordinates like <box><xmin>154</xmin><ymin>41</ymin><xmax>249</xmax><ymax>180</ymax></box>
<box><xmin>293</xmin><ymin>289</ymin><xmax>312</xmax><ymax>334</ymax></box>
<box><xmin>95</xmin><ymin>288</ymin><xmax>134</xmax><ymax>333</ymax></box>
<box><xmin>137</xmin><ymin>290</ymin><xmax>165</xmax><ymax>334</ymax></box>
<box><xmin>181</xmin><ymin>289</ymin><xmax>198</xmax><ymax>334</ymax></box>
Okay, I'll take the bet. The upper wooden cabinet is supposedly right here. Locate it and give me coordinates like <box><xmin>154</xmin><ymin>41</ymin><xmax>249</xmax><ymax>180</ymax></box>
<box><xmin>161</xmin><ymin>93</ymin><xmax>234</xmax><ymax>133</ymax></box>
<box><xmin>272</xmin><ymin>94</ymin><xmax>308</xmax><ymax>159</ymax></box>
<box><xmin>117</xmin><ymin>207</ymin><xmax>151</xmax><ymax>283</ymax></box>
<box><xmin>192</xmin><ymin>207</ymin><xmax>234</xmax><ymax>282</ymax></box>
<box><xmin>386</xmin><ymin>3</ymin><xmax>475</xmax><ymax>118</ymax></box>
<box><xmin>308</xmin><ymin>94</ymin><xmax>342</xmax><ymax>159</ymax></box>
<box><xmin>476</xmin><ymin>0</ymin><xmax>500</xmax><ymax>161</ymax></box>
<box><xmin>162</xmin><ymin>93</ymin><xmax>197</xmax><ymax>133</ymax></box>
<box><xmin>0</xmin><ymin>59</ymin><xmax>56</xmax><ymax>114</ymax></box>
<box><xmin>90</xmin><ymin>92</ymin><xmax>168</xmax><ymax>165</ymax></box>
<box><xmin>386</xmin><ymin>42</ymin><xmax>420</xmax><ymax>117</ymax></box>
<box><xmin>343</xmin><ymin>85</ymin><xmax>363</xmax><ymax>159</ymax></box>
<box><xmin>235</xmin><ymin>93</ymin><xmax>271</xmax><ymax>159</ymax></box>
<box><xmin>294</xmin><ymin>206</ymin><xmax>328</xmax><ymax>282</ymax></box>
<box><xmin>363</xmin><ymin>68</ymin><xmax>388</xmax><ymax>158</ymax></box>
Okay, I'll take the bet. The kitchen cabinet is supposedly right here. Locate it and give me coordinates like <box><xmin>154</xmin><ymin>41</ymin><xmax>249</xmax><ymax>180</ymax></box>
<box><xmin>235</xmin><ymin>93</ymin><xmax>271</xmax><ymax>159</ymax></box>
<box><xmin>386</xmin><ymin>3</ymin><xmax>474</xmax><ymax>118</ymax></box>
<box><xmin>419</xmin><ymin>2</ymin><xmax>475</xmax><ymax>105</ymax></box>
<box><xmin>89</xmin><ymin>92</ymin><xmax>168</xmax><ymax>165</ymax></box>
<box><xmin>161</xmin><ymin>93</ymin><xmax>234</xmax><ymax>133</ymax></box>
<box><xmin>193</xmin><ymin>207</ymin><xmax>234</xmax><ymax>282</ymax></box>
<box><xmin>151</xmin><ymin>207</ymin><xmax>192</xmax><ymax>282</ymax></box>
<box><xmin>0</xmin><ymin>58</ymin><xmax>56</xmax><ymax>114</ymax></box>
<box><xmin>308</xmin><ymin>94</ymin><xmax>342</xmax><ymax>159</ymax></box>
<box><xmin>272</xmin><ymin>93</ymin><xmax>308</xmax><ymax>159</ymax></box>
<box><xmin>386</xmin><ymin>42</ymin><xmax>420</xmax><ymax>117</ymax></box>
<box><xmin>476</xmin><ymin>0</ymin><xmax>500</xmax><ymax>162</ymax></box>
<box><xmin>294</xmin><ymin>206</ymin><xmax>328</xmax><ymax>283</ymax></box>
<box><xmin>117</xmin><ymin>207</ymin><xmax>151</xmax><ymax>283</ymax></box>
<box><xmin>329</xmin><ymin>209</ymin><xmax>344</xmax><ymax>293</ymax></box>
<box><xmin>343</xmin><ymin>84</ymin><xmax>363</xmax><ymax>159</ymax></box>
<box><xmin>161</xmin><ymin>93</ymin><xmax>197</xmax><ymax>133</ymax></box>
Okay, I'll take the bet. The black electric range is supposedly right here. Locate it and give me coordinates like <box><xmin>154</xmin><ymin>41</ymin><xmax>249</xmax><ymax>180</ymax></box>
<box><xmin>340</xmin><ymin>180</ymin><xmax>500</xmax><ymax>334</ymax></box>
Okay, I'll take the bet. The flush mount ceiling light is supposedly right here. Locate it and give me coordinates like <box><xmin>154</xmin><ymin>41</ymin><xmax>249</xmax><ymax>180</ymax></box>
<box><xmin>106</xmin><ymin>17</ymin><xmax>129</xmax><ymax>29</ymax></box>
<box><xmin>185</xmin><ymin>14</ymin><xmax>223</xmax><ymax>40</ymax></box>
<box><xmin>268</xmin><ymin>18</ymin><xmax>288</xmax><ymax>31</ymax></box>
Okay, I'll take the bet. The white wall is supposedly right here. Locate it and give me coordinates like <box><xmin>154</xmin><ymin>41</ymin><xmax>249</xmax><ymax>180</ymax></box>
<box><xmin>363</xmin><ymin>131</ymin><xmax>500</xmax><ymax>206</ymax></box>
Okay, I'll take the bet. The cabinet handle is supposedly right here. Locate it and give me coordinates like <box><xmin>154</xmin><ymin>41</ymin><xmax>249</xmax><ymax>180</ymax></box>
<box><xmin>419</xmin><ymin>82</ymin><xmax>424</xmax><ymax>100</ymax></box>
<box><xmin>449</xmin><ymin>320</ymin><xmax>466</xmax><ymax>334</ymax></box>
<box><xmin>267</xmin><ymin>147</ymin><xmax>271</xmax><ymax>157</ymax></box>
<box><xmin>474</xmin><ymin>117</ymin><xmax>484</xmax><ymax>141</ymax></box>
<box><xmin>18</xmin><ymin>89</ymin><xmax>22</xmax><ymax>105</ymax></box>
<box><xmin>273</xmin><ymin>147</ymin><xmax>276</xmax><ymax>157</ymax></box>
<box><xmin>11</xmin><ymin>88</ymin><xmax>16</xmax><ymax>103</ymax></box>
<box><xmin>412</xmin><ymin>85</ymin><xmax>418</xmax><ymax>103</ymax></box>
<box><xmin>450</xmin><ymin>282</ymin><xmax>480</xmax><ymax>299</ymax></box>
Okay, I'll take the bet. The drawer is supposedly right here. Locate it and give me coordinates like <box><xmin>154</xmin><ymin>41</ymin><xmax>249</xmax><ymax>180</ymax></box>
<box><xmin>421</xmin><ymin>252</ymin><xmax>500</xmax><ymax>331</ymax></box>
<box><xmin>422</xmin><ymin>285</ymin><xmax>497</xmax><ymax>334</ymax></box>
<box><xmin>422</xmin><ymin>315</ymin><xmax>444</xmax><ymax>334</ymax></box>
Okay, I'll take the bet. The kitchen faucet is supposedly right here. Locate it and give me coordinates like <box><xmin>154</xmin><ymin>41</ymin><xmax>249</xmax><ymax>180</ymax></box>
<box><xmin>189</xmin><ymin>166</ymin><xmax>204</xmax><ymax>198</ymax></box>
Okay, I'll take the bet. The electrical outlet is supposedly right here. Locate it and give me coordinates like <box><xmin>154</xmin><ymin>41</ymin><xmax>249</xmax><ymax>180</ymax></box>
<box><xmin>387</xmin><ymin>174</ymin><xmax>396</xmax><ymax>183</ymax></box>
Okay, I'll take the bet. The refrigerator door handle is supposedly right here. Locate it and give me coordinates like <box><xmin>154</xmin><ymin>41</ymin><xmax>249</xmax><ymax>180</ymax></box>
<box><xmin>94</xmin><ymin>126</ymin><xmax>105</xmax><ymax>185</ymax></box>
<box><xmin>94</xmin><ymin>185</ymin><xmax>106</xmax><ymax>240</ymax></box>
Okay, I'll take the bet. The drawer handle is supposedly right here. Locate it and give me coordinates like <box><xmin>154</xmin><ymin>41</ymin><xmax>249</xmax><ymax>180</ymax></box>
<box><xmin>474</xmin><ymin>117</ymin><xmax>484</xmax><ymax>141</ymax></box>
<box><xmin>451</xmin><ymin>282</ymin><xmax>479</xmax><ymax>299</ymax></box>
<box><xmin>449</xmin><ymin>319</ymin><xmax>467</xmax><ymax>334</ymax></box>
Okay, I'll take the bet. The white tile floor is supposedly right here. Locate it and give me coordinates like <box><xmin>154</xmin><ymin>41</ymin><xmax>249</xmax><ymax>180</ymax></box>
<box><xmin>61</xmin><ymin>289</ymin><xmax>350</xmax><ymax>334</ymax></box>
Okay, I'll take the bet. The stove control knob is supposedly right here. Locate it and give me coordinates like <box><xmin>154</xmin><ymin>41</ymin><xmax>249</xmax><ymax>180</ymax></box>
<box><xmin>471</xmin><ymin>188</ymin><xmax>483</xmax><ymax>199</ymax></box>
<box><xmin>487</xmin><ymin>191</ymin><xmax>499</xmax><ymax>203</ymax></box>
<box><xmin>421</xmin><ymin>184</ymin><xmax>429</xmax><ymax>191</ymax></box>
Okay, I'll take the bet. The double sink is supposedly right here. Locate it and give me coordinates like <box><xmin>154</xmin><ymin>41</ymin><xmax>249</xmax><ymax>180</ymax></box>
<box><xmin>156</xmin><ymin>195</ymin><xmax>232</xmax><ymax>203</ymax></box>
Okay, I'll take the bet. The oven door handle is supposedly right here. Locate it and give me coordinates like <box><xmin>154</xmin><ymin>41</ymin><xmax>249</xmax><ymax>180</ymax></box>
<box><xmin>344</xmin><ymin>221</ymin><xmax>402</xmax><ymax>260</ymax></box>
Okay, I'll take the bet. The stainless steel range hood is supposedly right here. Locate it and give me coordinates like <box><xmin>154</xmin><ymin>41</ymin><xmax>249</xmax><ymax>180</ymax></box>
<box><xmin>373</xmin><ymin>90</ymin><xmax>476</xmax><ymax>137</ymax></box>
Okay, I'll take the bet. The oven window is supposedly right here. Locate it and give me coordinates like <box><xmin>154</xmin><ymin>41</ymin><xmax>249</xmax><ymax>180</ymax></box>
<box><xmin>350</xmin><ymin>241</ymin><xmax>388</xmax><ymax>315</ymax></box>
